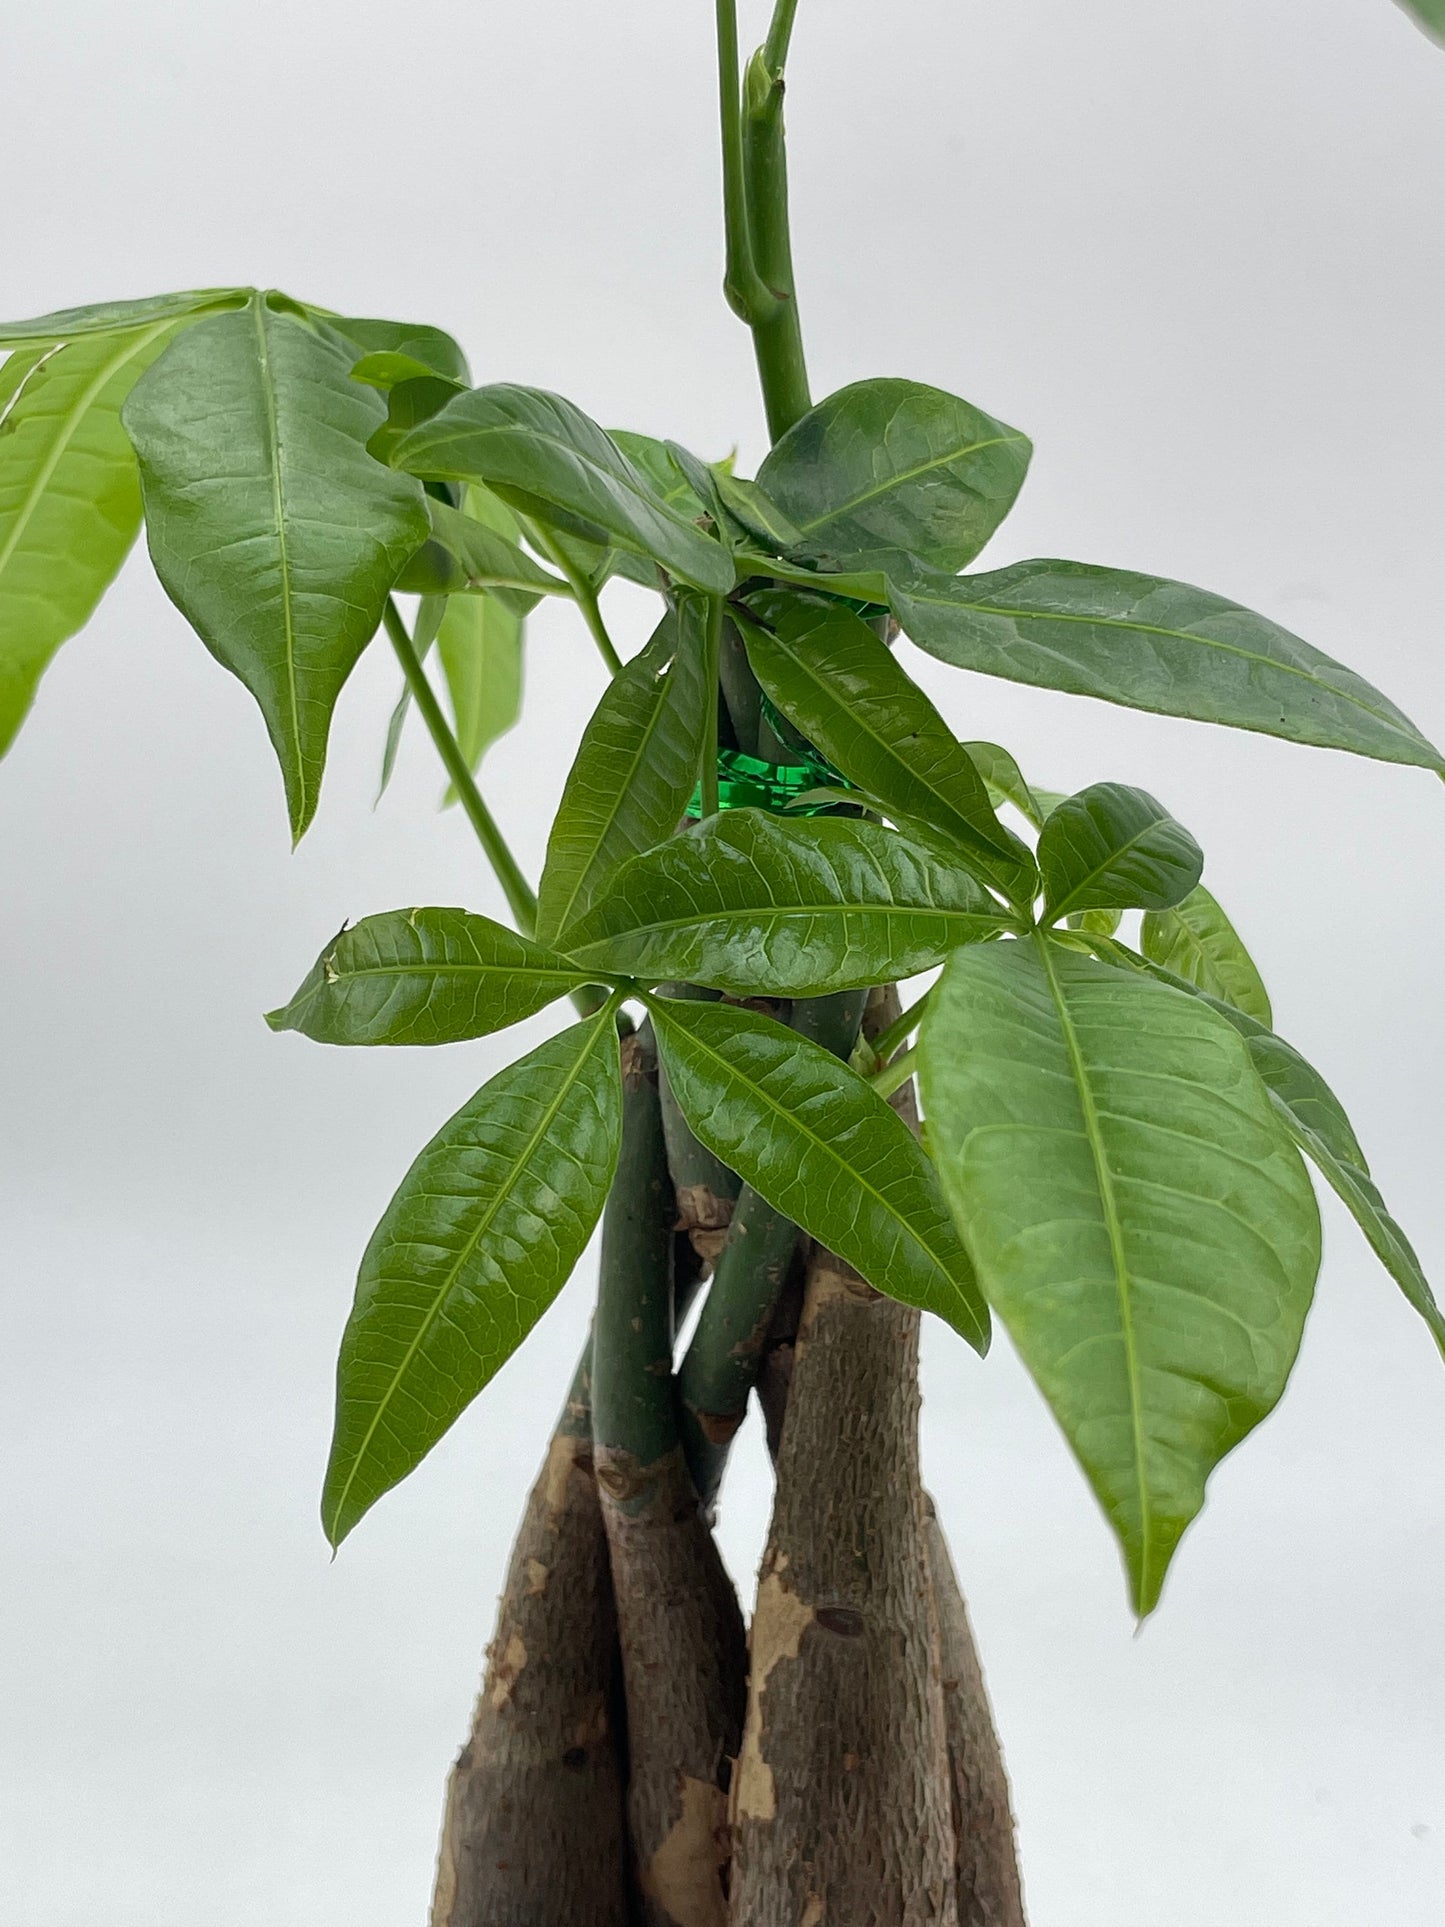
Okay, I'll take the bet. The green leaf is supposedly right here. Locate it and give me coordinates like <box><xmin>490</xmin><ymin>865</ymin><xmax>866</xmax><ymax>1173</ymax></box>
<box><xmin>0</xmin><ymin>325</ymin><xmax>179</xmax><ymax>754</ymax></box>
<box><xmin>328</xmin><ymin>316</ymin><xmax>470</xmax><ymax>386</ymax></box>
<box><xmin>322</xmin><ymin>1005</ymin><xmax>623</xmax><ymax>1545</ymax></box>
<box><xmin>439</xmin><ymin>588</ymin><xmax>524</xmax><ymax>786</ymax></box>
<box><xmin>1394</xmin><ymin>0</ymin><xmax>1445</xmax><ymax>47</ymax></box>
<box><xmin>559</xmin><ymin>809</ymin><xmax>1008</xmax><ymax>996</ymax></box>
<box><xmin>712</xmin><ymin>469</ymin><xmax>802</xmax><ymax>554</ymax></box>
<box><xmin>397</xmin><ymin>494</ymin><xmax>566</xmax><ymax>602</ymax></box>
<box><xmin>0</xmin><ymin>287</ymin><xmax>249</xmax><ymax>347</ymax></box>
<box><xmin>608</xmin><ymin>429</ymin><xmax>711</xmax><ymax>526</ymax></box>
<box><xmin>123</xmin><ymin>297</ymin><xmax>431</xmax><ymax>839</ymax></box>
<box><xmin>740</xmin><ymin>589</ymin><xmax>1037</xmax><ymax>902</ymax></box>
<box><xmin>365</xmin><ymin>374</ymin><xmax>468</xmax><ymax>468</ymax></box>
<box><xmin>267</xmin><ymin>907</ymin><xmax>593</xmax><ymax>1045</ymax></box>
<box><xmin>755</xmin><ymin>377</ymin><xmax>1031</xmax><ymax>574</ymax></box>
<box><xmin>534</xmin><ymin>603</ymin><xmax>708</xmax><ymax>944</ymax></box>
<box><xmin>894</xmin><ymin>559</ymin><xmax>1445</xmax><ymax>774</ymax></box>
<box><xmin>1039</xmin><ymin>783</ymin><xmax>1203</xmax><ymax>922</ymax></box>
<box><xmin>392</xmin><ymin>384</ymin><xmax>734</xmax><ymax>594</ymax></box>
<box><xmin>919</xmin><ymin>936</ymin><xmax>1321</xmax><ymax>1615</ymax></box>
<box><xmin>1141</xmin><ymin>885</ymin><xmax>1273</xmax><ymax>1027</ymax></box>
<box><xmin>1088</xmin><ymin>935</ymin><xmax>1443</xmax><ymax>1362</ymax></box>
<box><xmin>963</xmin><ymin>740</ymin><xmax>1047</xmax><ymax>829</ymax></box>
<box><xmin>648</xmin><ymin>995</ymin><xmax>988</xmax><ymax>1352</ymax></box>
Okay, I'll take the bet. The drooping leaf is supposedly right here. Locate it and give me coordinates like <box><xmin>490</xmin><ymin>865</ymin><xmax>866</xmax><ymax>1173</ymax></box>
<box><xmin>755</xmin><ymin>377</ymin><xmax>1031</xmax><ymax>574</ymax></box>
<box><xmin>559</xmin><ymin>808</ymin><xmax>1008</xmax><ymax>996</ymax></box>
<box><xmin>391</xmin><ymin>384</ymin><xmax>735</xmax><ymax>593</ymax></box>
<box><xmin>267</xmin><ymin>907</ymin><xmax>593</xmax><ymax>1045</ymax></box>
<box><xmin>919</xmin><ymin>936</ymin><xmax>1321</xmax><ymax>1615</ymax></box>
<box><xmin>1141</xmin><ymin>885</ymin><xmax>1273</xmax><ymax>1027</ymax></box>
<box><xmin>1087</xmin><ymin>934</ymin><xmax>1443</xmax><ymax>1361</ymax></box>
<box><xmin>534</xmin><ymin>602</ymin><xmax>708</xmax><ymax>943</ymax></box>
<box><xmin>1039</xmin><ymin>783</ymin><xmax>1203</xmax><ymax>922</ymax></box>
<box><xmin>648</xmin><ymin>994</ymin><xmax>988</xmax><ymax>1351</ymax></box>
<box><xmin>739</xmin><ymin>589</ymin><xmax>1037</xmax><ymax>902</ymax></box>
<box><xmin>439</xmin><ymin>589</ymin><xmax>524</xmax><ymax>787</ymax></box>
<box><xmin>397</xmin><ymin>494</ymin><xmax>566</xmax><ymax>601</ymax></box>
<box><xmin>0</xmin><ymin>287</ymin><xmax>249</xmax><ymax>347</ymax></box>
<box><xmin>123</xmin><ymin>297</ymin><xmax>431</xmax><ymax>839</ymax></box>
<box><xmin>0</xmin><ymin>324</ymin><xmax>183</xmax><ymax>755</ymax></box>
<box><xmin>322</xmin><ymin>1005</ymin><xmax>623</xmax><ymax>1544</ymax></box>
<box><xmin>893</xmin><ymin>560</ymin><xmax>1445</xmax><ymax>774</ymax></box>
<box><xmin>1393</xmin><ymin>0</ymin><xmax>1445</xmax><ymax>47</ymax></box>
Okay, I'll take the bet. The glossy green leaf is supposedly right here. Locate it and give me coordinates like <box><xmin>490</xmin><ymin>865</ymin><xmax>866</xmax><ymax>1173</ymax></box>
<box><xmin>894</xmin><ymin>560</ymin><xmax>1445</xmax><ymax>774</ymax></box>
<box><xmin>1088</xmin><ymin>934</ymin><xmax>1443</xmax><ymax>1362</ymax></box>
<box><xmin>559</xmin><ymin>808</ymin><xmax>1008</xmax><ymax>996</ymax></box>
<box><xmin>397</xmin><ymin>495</ymin><xmax>566</xmax><ymax>601</ymax></box>
<box><xmin>330</xmin><ymin>316</ymin><xmax>470</xmax><ymax>386</ymax></box>
<box><xmin>1040</xmin><ymin>783</ymin><xmax>1203</xmax><ymax>922</ymax></box>
<box><xmin>268</xmin><ymin>907</ymin><xmax>592</xmax><ymax>1045</ymax></box>
<box><xmin>963</xmin><ymin>740</ymin><xmax>1047</xmax><ymax>828</ymax></box>
<box><xmin>123</xmin><ymin>299</ymin><xmax>431</xmax><ymax>839</ymax></box>
<box><xmin>392</xmin><ymin>384</ymin><xmax>734</xmax><ymax>594</ymax></box>
<box><xmin>740</xmin><ymin>589</ymin><xmax>1036</xmax><ymax>902</ymax></box>
<box><xmin>1394</xmin><ymin>0</ymin><xmax>1445</xmax><ymax>47</ymax></box>
<box><xmin>1141</xmin><ymin>885</ymin><xmax>1273</xmax><ymax>1027</ymax></box>
<box><xmin>0</xmin><ymin>325</ymin><xmax>179</xmax><ymax>754</ymax></box>
<box><xmin>322</xmin><ymin>1005</ymin><xmax>623</xmax><ymax>1544</ymax></box>
<box><xmin>0</xmin><ymin>287</ymin><xmax>248</xmax><ymax>347</ymax></box>
<box><xmin>534</xmin><ymin>603</ymin><xmax>708</xmax><ymax>943</ymax></box>
<box><xmin>648</xmin><ymin>995</ymin><xmax>988</xmax><ymax>1351</ymax></box>
<box><xmin>920</xmin><ymin>936</ymin><xmax>1320</xmax><ymax>1615</ymax></box>
<box><xmin>755</xmin><ymin>378</ymin><xmax>1031</xmax><ymax>574</ymax></box>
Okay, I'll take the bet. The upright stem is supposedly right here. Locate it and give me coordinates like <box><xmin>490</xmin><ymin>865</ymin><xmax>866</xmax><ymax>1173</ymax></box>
<box><xmin>716</xmin><ymin>0</ymin><xmax>778</xmax><ymax>326</ymax></box>
<box><xmin>531</xmin><ymin>526</ymin><xmax>624</xmax><ymax>678</ymax></box>
<box><xmin>743</xmin><ymin>25</ymin><xmax>812</xmax><ymax>439</ymax></box>
<box><xmin>700</xmin><ymin>595</ymin><xmax>723</xmax><ymax>819</ymax></box>
<box><xmin>383</xmin><ymin>598</ymin><xmax>540</xmax><ymax>936</ymax></box>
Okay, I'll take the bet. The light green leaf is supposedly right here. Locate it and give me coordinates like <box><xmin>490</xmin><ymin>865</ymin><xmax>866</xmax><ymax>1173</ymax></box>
<box><xmin>712</xmin><ymin>469</ymin><xmax>802</xmax><ymax>554</ymax></box>
<box><xmin>398</xmin><ymin>494</ymin><xmax>567</xmax><ymax>602</ymax></box>
<box><xmin>755</xmin><ymin>377</ymin><xmax>1031</xmax><ymax>574</ymax></box>
<box><xmin>1040</xmin><ymin>783</ymin><xmax>1203</xmax><ymax>922</ymax></box>
<box><xmin>559</xmin><ymin>808</ymin><xmax>1008</xmax><ymax>996</ymax></box>
<box><xmin>0</xmin><ymin>324</ymin><xmax>181</xmax><ymax>755</ymax></box>
<box><xmin>1394</xmin><ymin>0</ymin><xmax>1445</xmax><ymax>47</ymax></box>
<box><xmin>267</xmin><ymin>907</ymin><xmax>593</xmax><ymax>1045</ymax></box>
<box><xmin>322</xmin><ymin>1004</ymin><xmax>623</xmax><ymax>1544</ymax></box>
<box><xmin>648</xmin><ymin>995</ymin><xmax>988</xmax><ymax>1352</ymax></box>
<box><xmin>740</xmin><ymin>588</ymin><xmax>1036</xmax><ymax>902</ymax></box>
<box><xmin>329</xmin><ymin>316</ymin><xmax>470</xmax><ymax>386</ymax></box>
<box><xmin>534</xmin><ymin>603</ymin><xmax>708</xmax><ymax>944</ymax></box>
<box><xmin>123</xmin><ymin>297</ymin><xmax>431</xmax><ymax>839</ymax></box>
<box><xmin>894</xmin><ymin>559</ymin><xmax>1445</xmax><ymax>773</ymax></box>
<box><xmin>1141</xmin><ymin>885</ymin><xmax>1273</xmax><ymax>1027</ymax></box>
<box><xmin>963</xmin><ymin>740</ymin><xmax>1047</xmax><ymax>828</ymax></box>
<box><xmin>920</xmin><ymin>936</ymin><xmax>1321</xmax><ymax>1615</ymax></box>
<box><xmin>0</xmin><ymin>287</ymin><xmax>249</xmax><ymax>347</ymax></box>
<box><xmin>608</xmin><ymin>429</ymin><xmax>711</xmax><ymax>526</ymax></box>
<box><xmin>392</xmin><ymin>384</ymin><xmax>734</xmax><ymax>594</ymax></box>
<box><xmin>439</xmin><ymin>589</ymin><xmax>524</xmax><ymax>786</ymax></box>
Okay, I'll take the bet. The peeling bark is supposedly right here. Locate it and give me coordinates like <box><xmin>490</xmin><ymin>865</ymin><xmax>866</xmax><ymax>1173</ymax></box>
<box><xmin>728</xmin><ymin>1245</ymin><xmax>957</xmax><ymax>1926</ymax></box>
<box><xmin>431</xmin><ymin>1408</ymin><xmax>629</xmax><ymax>1927</ymax></box>
<box><xmin>599</xmin><ymin>1447</ymin><xmax>748</xmax><ymax>1927</ymax></box>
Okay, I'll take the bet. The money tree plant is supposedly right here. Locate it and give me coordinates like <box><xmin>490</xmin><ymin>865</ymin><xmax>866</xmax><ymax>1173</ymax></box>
<box><xmin>4</xmin><ymin>2</ymin><xmax>1442</xmax><ymax>1922</ymax></box>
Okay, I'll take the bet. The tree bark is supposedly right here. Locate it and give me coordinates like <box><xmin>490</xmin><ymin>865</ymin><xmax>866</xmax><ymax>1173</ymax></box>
<box><xmin>728</xmin><ymin>1238</ymin><xmax>957</xmax><ymax>1926</ymax></box>
<box><xmin>430</xmin><ymin>1368</ymin><xmax>630</xmax><ymax>1927</ymax></box>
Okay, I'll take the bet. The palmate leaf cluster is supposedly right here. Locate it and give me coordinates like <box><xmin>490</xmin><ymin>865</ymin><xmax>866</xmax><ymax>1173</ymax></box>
<box><xmin>3</xmin><ymin>282</ymin><xmax>1441</xmax><ymax>1615</ymax></box>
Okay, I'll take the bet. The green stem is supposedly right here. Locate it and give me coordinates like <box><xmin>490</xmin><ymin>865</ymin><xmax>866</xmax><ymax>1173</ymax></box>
<box><xmin>530</xmin><ymin>525</ymin><xmax>624</xmax><ymax>678</ymax></box>
<box><xmin>742</xmin><ymin>31</ymin><xmax>811</xmax><ymax>440</ymax></box>
<box><xmin>700</xmin><ymin>596</ymin><xmax>723</xmax><ymax>819</ymax></box>
<box><xmin>870</xmin><ymin>1044</ymin><xmax>918</xmax><ymax>1102</ymax></box>
<box><xmin>715</xmin><ymin>0</ymin><xmax>779</xmax><ymax>326</ymax></box>
<box><xmin>870</xmin><ymin>984</ymin><xmax>935</xmax><ymax>1068</ymax></box>
<box><xmin>383</xmin><ymin>597</ymin><xmax>540</xmax><ymax>936</ymax></box>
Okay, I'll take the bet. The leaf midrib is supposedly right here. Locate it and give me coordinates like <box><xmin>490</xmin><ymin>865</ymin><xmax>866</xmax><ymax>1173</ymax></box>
<box><xmin>1033</xmin><ymin>934</ymin><xmax>1155</xmax><ymax>1604</ymax></box>
<box><xmin>327</xmin><ymin>1009</ymin><xmax>614</xmax><ymax>1534</ymax></box>
<box><xmin>655</xmin><ymin>1004</ymin><xmax>983</xmax><ymax>1345</ymax></box>
<box><xmin>0</xmin><ymin>322</ymin><xmax>171</xmax><ymax>585</ymax></box>
<box><xmin>572</xmin><ymin>896</ymin><xmax>1002</xmax><ymax>951</ymax></box>
<box><xmin>249</xmin><ymin>299</ymin><xmax>305</xmax><ymax>830</ymax></box>
<box><xmin>907</xmin><ymin>581</ymin><xmax>1433</xmax><ymax>753</ymax></box>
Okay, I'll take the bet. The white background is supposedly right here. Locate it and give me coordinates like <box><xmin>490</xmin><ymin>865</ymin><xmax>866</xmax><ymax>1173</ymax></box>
<box><xmin>2</xmin><ymin>2</ymin><xmax>1443</xmax><ymax>1921</ymax></box>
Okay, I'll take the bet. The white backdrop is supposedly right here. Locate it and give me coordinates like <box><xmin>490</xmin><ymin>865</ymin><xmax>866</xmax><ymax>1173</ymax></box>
<box><xmin>2</xmin><ymin>3</ymin><xmax>1443</xmax><ymax>1922</ymax></box>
